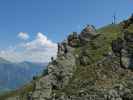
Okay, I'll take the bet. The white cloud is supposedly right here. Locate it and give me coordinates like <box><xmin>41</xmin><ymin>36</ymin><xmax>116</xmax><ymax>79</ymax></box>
<box><xmin>18</xmin><ymin>32</ymin><xmax>29</xmax><ymax>40</ymax></box>
<box><xmin>0</xmin><ymin>33</ymin><xmax>57</xmax><ymax>63</ymax></box>
<box><xmin>24</xmin><ymin>32</ymin><xmax>57</xmax><ymax>50</ymax></box>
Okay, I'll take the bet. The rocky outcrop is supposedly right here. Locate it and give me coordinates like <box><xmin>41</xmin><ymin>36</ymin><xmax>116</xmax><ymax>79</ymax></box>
<box><xmin>112</xmin><ymin>29</ymin><xmax>133</xmax><ymax>69</ymax></box>
<box><xmin>29</xmin><ymin>35</ymin><xmax>77</xmax><ymax>100</ymax></box>
<box><xmin>4</xmin><ymin>22</ymin><xmax>133</xmax><ymax>100</ymax></box>
<box><xmin>31</xmin><ymin>76</ymin><xmax>52</xmax><ymax>100</ymax></box>
<box><xmin>67</xmin><ymin>32</ymin><xmax>80</xmax><ymax>47</ymax></box>
<box><xmin>121</xmin><ymin>14</ymin><xmax>133</xmax><ymax>29</ymax></box>
<box><xmin>49</xmin><ymin>51</ymin><xmax>76</xmax><ymax>90</ymax></box>
<box><xmin>26</xmin><ymin>25</ymin><xmax>101</xmax><ymax>100</ymax></box>
<box><xmin>79</xmin><ymin>25</ymin><xmax>99</xmax><ymax>44</ymax></box>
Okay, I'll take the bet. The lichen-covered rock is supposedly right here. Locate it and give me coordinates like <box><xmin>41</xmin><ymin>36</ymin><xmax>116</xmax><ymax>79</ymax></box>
<box><xmin>112</xmin><ymin>30</ymin><xmax>133</xmax><ymax>69</ymax></box>
<box><xmin>79</xmin><ymin>55</ymin><xmax>91</xmax><ymax>66</ymax></box>
<box><xmin>79</xmin><ymin>25</ymin><xmax>99</xmax><ymax>44</ymax></box>
<box><xmin>67</xmin><ymin>32</ymin><xmax>80</xmax><ymax>47</ymax></box>
<box><xmin>31</xmin><ymin>76</ymin><xmax>52</xmax><ymax>100</ymax></box>
<box><xmin>106</xmin><ymin>89</ymin><xmax>122</xmax><ymax>100</ymax></box>
<box><xmin>121</xmin><ymin>14</ymin><xmax>133</xmax><ymax>29</ymax></box>
<box><xmin>112</xmin><ymin>38</ymin><xmax>123</xmax><ymax>56</ymax></box>
<box><xmin>48</xmin><ymin>51</ymin><xmax>76</xmax><ymax>90</ymax></box>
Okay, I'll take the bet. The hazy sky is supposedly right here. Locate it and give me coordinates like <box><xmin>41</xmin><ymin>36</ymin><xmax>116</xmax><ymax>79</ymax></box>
<box><xmin>0</xmin><ymin>0</ymin><xmax>132</xmax><ymax>62</ymax></box>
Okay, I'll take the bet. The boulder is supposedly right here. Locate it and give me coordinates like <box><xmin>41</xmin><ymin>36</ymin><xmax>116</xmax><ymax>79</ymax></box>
<box><xmin>80</xmin><ymin>55</ymin><xmax>91</xmax><ymax>65</ymax></box>
<box><xmin>48</xmin><ymin>51</ymin><xmax>76</xmax><ymax>90</ymax></box>
<box><xmin>106</xmin><ymin>89</ymin><xmax>122</xmax><ymax>100</ymax></box>
<box><xmin>79</xmin><ymin>25</ymin><xmax>98</xmax><ymax>43</ymax></box>
<box><xmin>112</xmin><ymin>30</ymin><xmax>133</xmax><ymax>69</ymax></box>
<box><xmin>67</xmin><ymin>32</ymin><xmax>80</xmax><ymax>47</ymax></box>
<box><xmin>121</xmin><ymin>14</ymin><xmax>133</xmax><ymax>29</ymax></box>
<box><xmin>111</xmin><ymin>37</ymin><xmax>123</xmax><ymax>56</ymax></box>
<box><xmin>31</xmin><ymin>76</ymin><xmax>52</xmax><ymax>100</ymax></box>
<box><xmin>123</xmin><ymin>30</ymin><xmax>133</xmax><ymax>42</ymax></box>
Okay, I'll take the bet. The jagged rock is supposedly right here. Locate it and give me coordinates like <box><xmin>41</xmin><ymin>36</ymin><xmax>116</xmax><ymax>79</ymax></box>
<box><xmin>123</xmin><ymin>31</ymin><xmax>133</xmax><ymax>69</ymax></box>
<box><xmin>112</xmin><ymin>30</ymin><xmax>133</xmax><ymax>69</ymax></box>
<box><xmin>80</xmin><ymin>55</ymin><xmax>91</xmax><ymax>65</ymax></box>
<box><xmin>79</xmin><ymin>49</ymin><xmax>93</xmax><ymax>66</ymax></box>
<box><xmin>124</xmin><ymin>30</ymin><xmax>133</xmax><ymax>42</ymax></box>
<box><xmin>67</xmin><ymin>32</ymin><xmax>80</xmax><ymax>47</ymax></box>
<box><xmin>31</xmin><ymin>76</ymin><xmax>52</xmax><ymax>100</ymax></box>
<box><xmin>48</xmin><ymin>52</ymin><xmax>76</xmax><ymax>90</ymax></box>
<box><xmin>111</xmin><ymin>37</ymin><xmax>123</xmax><ymax>56</ymax></box>
<box><xmin>106</xmin><ymin>89</ymin><xmax>122</xmax><ymax>100</ymax></box>
<box><xmin>57</xmin><ymin>40</ymin><xmax>70</xmax><ymax>57</ymax></box>
<box><xmin>121</xmin><ymin>14</ymin><xmax>133</xmax><ymax>29</ymax></box>
<box><xmin>121</xmin><ymin>51</ymin><xmax>130</xmax><ymax>68</ymax></box>
<box><xmin>57</xmin><ymin>43</ymin><xmax>65</xmax><ymax>56</ymax></box>
<box><xmin>79</xmin><ymin>25</ymin><xmax>99</xmax><ymax>43</ymax></box>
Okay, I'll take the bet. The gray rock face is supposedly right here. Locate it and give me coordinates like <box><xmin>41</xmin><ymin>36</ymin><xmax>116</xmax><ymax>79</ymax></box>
<box><xmin>48</xmin><ymin>87</ymin><xmax>133</xmax><ymax>100</ymax></box>
<box><xmin>112</xmin><ymin>31</ymin><xmax>133</xmax><ymax>69</ymax></box>
<box><xmin>57</xmin><ymin>40</ymin><xmax>69</xmax><ymax>57</ymax></box>
<box><xmin>104</xmin><ymin>83</ymin><xmax>133</xmax><ymax>100</ymax></box>
<box><xmin>123</xmin><ymin>31</ymin><xmax>133</xmax><ymax>69</ymax></box>
<box><xmin>106</xmin><ymin>89</ymin><xmax>122</xmax><ymax>100</ymax></box>
<box><xmin>49</xmin><ymin>51</ymin><xmax>76</xmax><ymax>90</ymax></box>
<box><xmin>67</xmin><ymin>32</ymin><xmax>80</xmax><ymax>47</ymax></box>
<box><xmin>80</xmin><ymin>55</ymin><xmax>91</xmax><ymax>65</ymax></box>
<box><xmin>121</xmin><ymin>14</ymin><xmax>133</xmax><ymax>29</ymax></box>
<box><xmin>30</xmin><ymin>42</ymin><xmax>77</xmax><ymax>100</ymax></box>
<box><xmin>31</xmin><ymin>76</ymin><xmax>52</xmax><ymax>100</ymax></box>
<box><xmin>79</xmin><ymin>25</ymin><xmax>98</xmax><ymax>43</ymax></box>
<box><xmin>112</xmin><ymin>38</ymin><xmax>123</xmax><ymax>56</ymax></box>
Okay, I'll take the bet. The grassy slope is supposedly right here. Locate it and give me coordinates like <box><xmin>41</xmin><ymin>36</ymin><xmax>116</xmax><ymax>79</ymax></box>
<box><xmin>0</xmin><ymin>81</ymin><xmax>34</xmax><ymax>100</ymax></box>
<box><xmin>0</xmin><ymin>24</ymin><xmax>133</xmax><ymax>99</ymax></box>
<box><xmin>60</xmin><ymin>23</ymin><xmax>133</xmax><ymax>95</ymax></box>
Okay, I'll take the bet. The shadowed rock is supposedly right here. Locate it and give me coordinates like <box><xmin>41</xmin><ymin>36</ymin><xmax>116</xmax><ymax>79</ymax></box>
<box><xmin>79</xmin><ymin>25</ymin><xmax>99</xmax><ymax>43</ymax></box>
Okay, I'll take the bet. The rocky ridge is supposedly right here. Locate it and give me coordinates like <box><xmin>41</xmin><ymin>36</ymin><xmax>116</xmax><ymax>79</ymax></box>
<box><xmin>4</xmin><ymin>14</ymin><xmax>133</xmax><ymax>100</ymax></box>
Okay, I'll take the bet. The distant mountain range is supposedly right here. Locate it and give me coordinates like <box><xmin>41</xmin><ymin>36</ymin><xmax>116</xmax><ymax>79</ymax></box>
<box><xmin>0</xmin><ymin>57</ymin><xmax>47</xmax><ymax>93</ymax></box>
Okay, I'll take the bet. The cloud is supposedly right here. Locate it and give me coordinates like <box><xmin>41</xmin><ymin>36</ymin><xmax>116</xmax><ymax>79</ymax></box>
<box><xmin>0</xmin><ymin>33</ymin><xmax>57</xmax><ymax>63</ymax></box>
<box><xmin>24</xmin><ymin>32</ymin><xmax>57</xmax><ymax>51</ymax></box>
<box><xmin>22</xmin><ymin>32</ymin><xmax>58</xmax><ymax>62</ymax></box>
<box><xmin>18</xmin><ymin>32</ymin><xmax>29</xmax><ymax>40</ymax></box>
